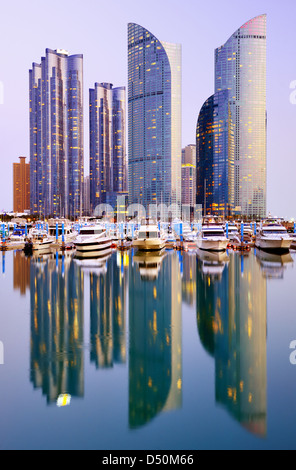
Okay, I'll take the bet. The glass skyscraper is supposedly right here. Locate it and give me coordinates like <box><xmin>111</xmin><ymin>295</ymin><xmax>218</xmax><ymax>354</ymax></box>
<box><xmin>196</xmin><ymin>90</ymin><xmax>234</xmax><ymax>217</ymax></box>
<box><xmin>181</xmin><ymin>145</ymin><xmax>196</xmax><ymax>208</ymax></box>
<box><xmin>29</xmin><ymin>49</ymin><xmax>84</xmax><ymax>219</ymax></box>
<box><xmin>128</xmin><ymin>23</ymin><xmax>182</xmax><ymax>213</ymax></box>
<box><xmin>215</xmin><ymin>15</ymin><xmax>266</xmax><ymax>218</ymax></box>
<box><xmin>89</xmin><ymin>83</ymin><xmax>127</xmax><ymax>212</ymax></box>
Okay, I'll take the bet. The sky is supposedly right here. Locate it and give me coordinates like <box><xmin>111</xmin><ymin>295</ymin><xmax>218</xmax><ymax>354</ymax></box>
<box><xmin>0</xmin><ymin>0</ymin><xmax>295</xmax><ymax>218</ymax></box>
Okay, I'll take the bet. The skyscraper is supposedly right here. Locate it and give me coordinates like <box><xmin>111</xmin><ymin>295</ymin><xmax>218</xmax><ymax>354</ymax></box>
<box><xmin>181</xmin><ymin>144</ymin><xmax>196</xmax><ymax>208</ymax></box>
<box><xmin>128</xmin><ymin>23</ymin><xmax>182</xmax><ymax>213</ymax></box>
<box><xmin>89</xmin><ymin>83</ymin><xmax>127</xmax><ymax>212</ymax></box>
<box><xmin>215</xmin><ymin>15</ymin><xmax>266</xmax><ymax>218</ymax></box>
<box><xmin>13</xmin><ymin>156</ymin><xmax>30</xmax><ymax>213</ymax></box>
<box><xmin>29</xmin><ymin>49</ymin><xmax>84</xmax><ymax>219</ymax></box>
<box><xmin>196</xmin><ymin>90</ymin><xmax>234</xmax><ymax>216</ymax></box>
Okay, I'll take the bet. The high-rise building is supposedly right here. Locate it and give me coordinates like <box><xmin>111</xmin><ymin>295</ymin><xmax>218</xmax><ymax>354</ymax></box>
<box><xmin>181</xmin><ymin>145</ymin><xmax>196</xmax><ymax>208</ymax></box>
<box><xmin>13</xmin><ymin>156</ymin><xmax>30</xmax><ymax>213</ymax></box>
<box><xmin>89</xmin><ymin>83</ymin><xmax>127</xmax><ymax>212</ymax></box>
<box><xmin>29</xmin><ymin>49</ymin><xmax>84</xmax><ymax>219</ymax></box>
<box><xmin>215</xmin><ymin>15</ymin><xmax>267</xmax><ymax>218</ymax></box>
<box><xmin>83</xmin><ymin>176</ymin><xmax>90</xmax><ymax>215</ymax></box>
<box><xmin>196</xmin><ymin>90</ymin><xmax>234</xmax><ymax>217</ymax></box>
<box><xmin>128</xmin><ymin>23</ymin><xmax>182</xmax><ymax>213</ymax></box>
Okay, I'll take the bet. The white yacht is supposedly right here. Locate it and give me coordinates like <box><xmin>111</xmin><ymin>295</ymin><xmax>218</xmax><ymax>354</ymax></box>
<box><xmin>73</xmin><ymin>225</ymin><xmax>112</xmax><ymax>258</ymax></box>
<box><xmin>27</xmin><ymin>230</ymin><xmax>54</xmax><ymax>252</ymax></box>
<box><xmin>132</xmin><ymin>219</ymin><xmax>165</xmax><ymax>251</ymax></box>
<box><xmin>182</xmin><ymin>223</ymin><xmax>196</xmax><ymax>242</ymax></box>
<box><xmin>255</xmin><ymin>218</ymin><xmax>293</xmax><ymax>253</ymax></box>
<box><xmin>164</xmin><ymin>232</ymin><xmax>177</xmax><ymax>249</ymax></box>
<box><xmin>225</xmin><ymin>222</ymin><xmax>239</xmax><ymax>241</ymax></box>
<box><xmin>32</xmin><ymin>238</ymin><xmax>54</xmax><ymax>251</ymax></box>
<box><xmin>196</xmin><ymin>216</ymin><xmax>229</xmax><ymax>252</ymax></box>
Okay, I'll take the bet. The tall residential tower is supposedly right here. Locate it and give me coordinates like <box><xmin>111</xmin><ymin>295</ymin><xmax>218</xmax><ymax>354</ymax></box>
<box><xmin>13</xmin><ymin>156</ymin><xmax>30</xmax><ymax>213</ymax></box>
<box><xmin>128</xmin><ymin>23</ymin><xmax>182</xmax><ymax>213</ymax></box>
<box><xmin>215</xmin><ymin>15</ymin><xmax>267</xmax><ymax>218</ymax></box>
<box><xmin>196</xmin><ymin>90</ymin><xmax>234</xmax><ymax>217</ymax></box>
<box><xmin>29</xmin><ymin>49</ymin><xmax>84</xmax><ymax>219</ymax></box>
<box><xmin>89</xmin><ymin>83</ymin><xmax>127</xmax><ymax>212</ymax></box>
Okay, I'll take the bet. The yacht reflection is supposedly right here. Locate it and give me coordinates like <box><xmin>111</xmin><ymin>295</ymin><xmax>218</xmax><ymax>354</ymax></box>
<box><xmin>74</xmin><ymin>253</ymin><xmax>111</xmax><ymax>276</ymax></box>
<box><xmin>129</xmin><ymin>252</ymin><xmax>182</xmax><ymax>428</ymax></box>
<box><xmin>197</xmin><ymin>253</ymin><xmax>267</xmax><ymax>437</ymax></box>
<box><xmin>89</xmin><ymin>254</ymin><xmax>127</xmax><ymax>368</ymax></box>
<box><xmin>255</xmin><ymin>249</ymin><xmax>293</xmax><ymax>279</ymax></box>
<box><xmin>30</xmin><ymin>252</ymin><xmax>84</xmax><ymax>405</ymax></box>
<box><xmin>133</xmin><ymin>249</ymin><xmax>167</xmax><ymax>281</ymax></box>
<box><xmin>197</xmin><ymin>249</ymin><xmax>229</xmax><ymax>281</ymax></box>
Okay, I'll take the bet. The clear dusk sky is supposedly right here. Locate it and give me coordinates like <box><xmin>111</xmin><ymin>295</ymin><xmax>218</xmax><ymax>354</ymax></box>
<box><xmin>0</xmin><ymin>0</ymin><xmax>295</xmax><ymax>217</ymax></box>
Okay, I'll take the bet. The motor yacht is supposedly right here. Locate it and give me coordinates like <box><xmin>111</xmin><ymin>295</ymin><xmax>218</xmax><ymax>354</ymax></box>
<box><xmin>225</xmin><ymin>222</ymin><xmax>239</xmax><ymax>241</ymax></box>
<box><xmin>255</xmin><ymin>217</ymin><xmax>293</xmax><ymax>253</ymax></box>
<box><xmin>73</xmin><ymin>225</ymin><xmax>112</xmax><ymax>258</ymax></box>
<box><xmin>26</xmin><ymin>230</ymin><xmax>54</xmax><ymax>252</ymax></box>
<box><xmin>132</xmin><ymin>219</ymin><xmax>165</xmax><ymax>251</ymax></box>
<box><xmin>196</xmin><ymin>216</ymin><xmax>228</xmax><ymax>252</ymax></box>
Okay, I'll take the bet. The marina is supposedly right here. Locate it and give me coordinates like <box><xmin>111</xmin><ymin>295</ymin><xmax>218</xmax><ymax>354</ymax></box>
<box><xmin>1</xmin><ymin>222</ymin><xmax>296</xmax><ymax>449</ymax></box>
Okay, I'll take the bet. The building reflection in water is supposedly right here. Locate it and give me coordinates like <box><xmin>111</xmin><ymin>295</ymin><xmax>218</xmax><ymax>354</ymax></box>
<box><xmin>87</xmin><ymin>252</ymin><xmax>127</xmax><ymax>369</ymax></box>
<box><xmin>128</xmin><ymin>250</ymin><xmax>182</xmax><ymax>429</ymax></box>
<box><xmin>13</xmin><ymin>251</ymin><xmax>30</xmax><ymax>296</ymax></box>
<box><xmin>181</xmin><ymin>252</ymin><xmax>196</xmax><ymax>305</ymax></box>
<box><xmin>197</xmin><ymin>251</ymin><xmax>267</xmax><ymax>437</ymax></box>
<box><xmin>30</xmin><ymin>252</ymin><xmax>84</xmax><ymax>405</ymax></box>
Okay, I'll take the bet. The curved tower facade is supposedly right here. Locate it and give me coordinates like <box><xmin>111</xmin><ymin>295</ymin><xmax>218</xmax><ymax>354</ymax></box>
<box><xmin>196</xmin><ymin>89</ymin><xmax>234</xmax><ymax>217</ymax></box>
<box><xmin>128</xmin><ymin>23</ymin><xmax>181</xmax><ymax>212</ymax></box>
<box><xmin>215</xmin><ymin>15</ymin><xmax>266</xmax><ymax>218</ymax></box>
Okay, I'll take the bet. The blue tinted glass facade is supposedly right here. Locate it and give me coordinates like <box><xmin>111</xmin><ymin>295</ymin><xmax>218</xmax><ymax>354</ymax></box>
<box><xmin>215</xmin><ymin>15</ymin><xmax>266</xmax><ymax>218</ymax></box>
<box><xmin>128</xmin><ymin>23</ymin><xmax>181</xmax><ymax>211</ymax></box>
<box><xmin>89</xmin><ymin>83</ymin><xmax>127</xmax><ymax>213</ymax></box>
<box><xmin>196</xmin><ymin>90</ymin><xmax>234</xmax><ymax>217</ymax></box>
<box><xmin>29</xmin><ymin>49</ymin><xmax>84</xmax><ymax>219</ymax></box>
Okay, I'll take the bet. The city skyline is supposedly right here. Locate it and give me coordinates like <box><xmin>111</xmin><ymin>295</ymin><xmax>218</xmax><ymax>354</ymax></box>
<box><xmin>0</xmin><ymin>0</ymin><xmax>295</xmax><ymax>218</ymax></box>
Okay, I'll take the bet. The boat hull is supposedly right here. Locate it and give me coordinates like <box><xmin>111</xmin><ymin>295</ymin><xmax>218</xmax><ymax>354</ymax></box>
<box><xmin>255</xmin><ymin>237</ymin><xmax>292</xmax><ymax>253</ymax></box>
<box><xmin>75</xmin><ymin>247</ymin><xmax>112</xmax><ymax>259</ymax></box>
<box><xmin>196</xmin><ymin>238</ymin><xmax>228</xmax><ymax>252</ymax></box>
<box><xmin>33</xmin><ymin>241</ymin><xmax>54</xmax><ymax>251</ymax></box>
<box><xmin>132</xmin><ymin>239</ymin><xmax>165</xmax><ymax>251</ymax></box>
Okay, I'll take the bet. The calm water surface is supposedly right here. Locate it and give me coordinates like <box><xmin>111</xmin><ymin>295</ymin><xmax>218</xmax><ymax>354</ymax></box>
<box><xmin>0</xmin><ymin>247</ymin><xmax>296</xmax><ymax>450</ymax></box>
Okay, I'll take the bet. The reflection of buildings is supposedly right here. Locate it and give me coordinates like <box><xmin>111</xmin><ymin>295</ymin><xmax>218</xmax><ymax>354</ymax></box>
<box><xmin>30</xmin><ymin>254</ymin><xmax>84</xmax><ymax>404</ymax></box>
<box><xmin>129</xmin><ymin>251</ymin><xmax>182</xmax><ymax>428</ymax></box>
<box><xmin>181</xmin><ymin>252</ymin><xmax>196</xmax><ymax>305</ymax></box>
<box><xmin>89</xmin><ymin>254</ymin><xmax>127</xmax><ymax>368</ymax></box>
<box><xmin>13</xmin><ymin>251</ymin><xmax>30</xmax><ymax>295</ymax></box>
<box><xmin>197</xmin><ymin>252</ymin><xmax>267</xmax><ymax>436</ymax></box>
